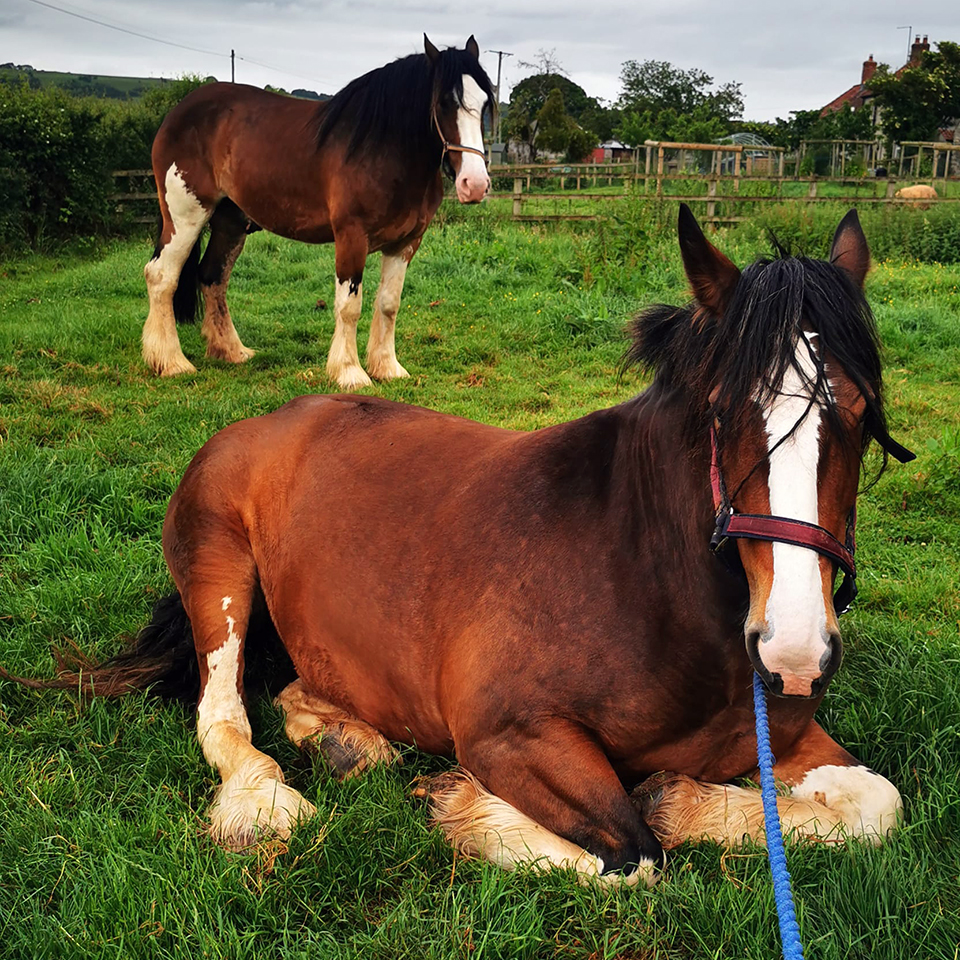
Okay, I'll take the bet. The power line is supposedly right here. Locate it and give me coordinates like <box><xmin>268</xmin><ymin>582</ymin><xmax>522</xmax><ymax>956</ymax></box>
<box><xmin>24</xmin><ymin>0</ymin><xmax>333</xmax><ymax>88</ymax></box>
<box><xmin>234</xmin><ymin>54</ymin><xmax>330</xmax><ymax>89</ymax></box>
<box><xmin>25</xmin><ymin>0</ymin><xmax>228</xmax><ymax>59</ymax></box>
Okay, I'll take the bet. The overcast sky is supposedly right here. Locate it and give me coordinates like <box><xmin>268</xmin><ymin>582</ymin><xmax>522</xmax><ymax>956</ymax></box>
<box><xmin>4</xmin><ymin>0</ymin><xmax>955</xmax><ymax>122</ymax></box>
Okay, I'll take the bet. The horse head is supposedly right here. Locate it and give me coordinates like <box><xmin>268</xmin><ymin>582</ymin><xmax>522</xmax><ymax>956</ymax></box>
<box><xmin>424</xmin><ymin>34</ymin><xmax>493</xmax><ymax>203</ymax></box>
<box><xmin>649</xmin><ymin>206</ymin><xmax>913</xmax><ymax>698</ymax></box>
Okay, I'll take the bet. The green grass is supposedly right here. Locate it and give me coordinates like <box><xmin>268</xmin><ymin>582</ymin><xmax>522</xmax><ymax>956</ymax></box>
<box><xmin>1</xmin><ymin>213</ymin><xmax>959</xmax><ymax>959</ymax></box>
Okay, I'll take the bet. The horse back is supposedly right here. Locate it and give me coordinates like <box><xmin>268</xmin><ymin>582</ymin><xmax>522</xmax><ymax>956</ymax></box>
<box><xmin>152</xmin><ymin>83</ymin><xmax>336</xmax><ymax>240</ymax></box>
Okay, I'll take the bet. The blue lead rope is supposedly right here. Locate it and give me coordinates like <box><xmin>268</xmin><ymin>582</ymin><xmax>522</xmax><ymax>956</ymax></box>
<box><xmin>753</xmin><ymin>672</ymin><xmax>806</xmax><ymax>960</ymax></box>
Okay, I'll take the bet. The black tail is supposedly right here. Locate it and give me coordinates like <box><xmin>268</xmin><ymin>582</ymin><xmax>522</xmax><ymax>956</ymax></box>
<box><xmin>151</xmin><ymin>214</ymin><xmax>203</xmax><ymax>324</ymax></box>
<box><xmin>0</xmin><ymin>591</ymin><xmax>295</xmax><ymax>705</ymax></box>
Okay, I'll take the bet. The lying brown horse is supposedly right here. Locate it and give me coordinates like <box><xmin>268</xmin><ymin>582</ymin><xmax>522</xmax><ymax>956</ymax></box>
<box><xmin>143</xmin><ymin>36</ymin><xmax>494</xmax><ymax>389</ymax></box>
<box><xmin>25</xmin><ymin>207</ymin><xmax>914</xmax><ymax>885</ymax></box>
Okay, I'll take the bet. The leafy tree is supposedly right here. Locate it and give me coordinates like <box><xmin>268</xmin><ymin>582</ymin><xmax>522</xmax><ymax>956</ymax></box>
<box><xmin>505</xmin><ymin>53</ymin><xmax>614</xmax><ymax>158</ymax></box>
<box><xmin>870</xmin><ymin>41</ymin><xmax>960</xmax><ymax>144</ymax></box>
<box><xmin>614</xmin><ymin>59</ymin><xmax>742</xmax><ymax>146</ymax></box>
<box><xmin>618</xmin><ymin>60</ymin><xmax>743</xmax><ymax>123</ymax></box>
<box><xmin>534</xmin><ymin>88</ymin><xmax>597</xmax><ymax>162</ymax></box>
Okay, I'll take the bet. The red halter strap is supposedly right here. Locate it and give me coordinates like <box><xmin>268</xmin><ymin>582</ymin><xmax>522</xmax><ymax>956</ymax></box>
<box><xmin>708</xmin><ymin>423</ymin><xmax>858</xmax><ymax>614</ymax></box>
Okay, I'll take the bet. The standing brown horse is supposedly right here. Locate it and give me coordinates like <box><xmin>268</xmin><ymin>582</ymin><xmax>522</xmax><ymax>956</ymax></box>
<box><xmin>19</xmin><ymin>207</ymin><xmax>914</xmax><ymax>885</ymax></box>
<box><xmin>143</xmin><ymin>36</ymin><xmax>494</xmax><ymax>389</ymax></box>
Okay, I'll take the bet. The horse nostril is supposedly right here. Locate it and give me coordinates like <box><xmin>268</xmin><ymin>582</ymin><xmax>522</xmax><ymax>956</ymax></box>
<box><xmin>819</xmin><ymin>631</ymin><xmax>843</xmax><ymax>676</ymax></box>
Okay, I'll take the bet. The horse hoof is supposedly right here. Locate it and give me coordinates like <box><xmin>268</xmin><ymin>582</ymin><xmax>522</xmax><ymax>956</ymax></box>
<box><xmin>330</xmin><ymin>365</ymin><xmax>373</xmax><ymax>391</ymax></box>
<box><xmin>149</xmin><ymin>354</ymin><xmax>197</xmax><ymax>377</ymax></box>
<box><xmin>207</xmin><ymin>761</ymin><xmax>316</xmax><ymax>851</ymax></box>
<box><xmin>206</xmin><ymin>344</ymin><xmax>256</xmax><ymax>364</ymax></box>
<box><xmin>367</xmin><ymin>359</ymin><xmax>410</xmax><ymax>382</ymax></box>
<box><xmin>301</xmin><ymin>723</ymin><xmax>400</xmax><ymax>780</ymax></box>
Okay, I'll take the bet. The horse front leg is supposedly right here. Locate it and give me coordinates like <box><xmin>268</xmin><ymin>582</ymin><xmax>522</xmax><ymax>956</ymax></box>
<box><xmin>426</xmin><ymin>717</ymin><xmax>663</xmax><ymax>886</ymax></box>
<box><xmin>327</xmin><ymin>227</ymin><xmax>371</xmax><ymax>391</ymax></box>
<box><xmin>639</xmin><ymin>720</ymin><xmax>902</xmax><ymax>849</ymax></box>
<box><xmin>367</xmin><ymin>240</ymin><xmax>420</xmax><ymax>381</ymax></box>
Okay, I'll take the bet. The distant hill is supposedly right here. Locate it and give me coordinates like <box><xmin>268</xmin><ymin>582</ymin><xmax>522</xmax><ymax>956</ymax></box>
<box><xmin>0</xmin><ymin>65</ymin><xmax>330</xmax><ymax>101</ymax></box>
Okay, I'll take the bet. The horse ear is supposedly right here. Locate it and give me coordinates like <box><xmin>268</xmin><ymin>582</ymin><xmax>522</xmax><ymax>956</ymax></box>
<box><xmin>465</xmin><ymin>35</ymin><xmax>480</xmax><ymax>59</ymax></box>
<box><xmin>424</xmin><ymin>34</ymin><xmax>440</xmax><ymax>63</ymax></box>
<box><xmin>677</xmin><ymin>203</ymin><xmax>740</xmax><ymax>317</ymax></box>
<box><xmin>829</xmin><ymin>209</ymin><xmax>870</xmax><ymax>289</ymax></box>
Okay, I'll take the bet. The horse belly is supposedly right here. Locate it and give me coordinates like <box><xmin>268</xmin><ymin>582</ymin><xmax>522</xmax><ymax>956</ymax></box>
<box><xmin>269</xmin><ymin>588</ymin><xmax>454</xmax><ymax>754</ymax></box>
<box><xmin>245</xmin><ymin>397</ymin><xmax>516</xmax><ymax>755</ymax></box>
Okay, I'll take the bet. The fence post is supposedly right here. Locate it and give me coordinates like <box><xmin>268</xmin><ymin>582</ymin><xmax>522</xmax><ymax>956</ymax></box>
<box><xmin>707</xmin><ymin>177</ymin><xmax>718</xmax><ymax>228</ymax></box>
<box><xmin>807</xmin><ymin>179</ymin><xmax>817</xmax><ymax>200</ymax></box>
<box><xmin>645</xmin><ymin>145</ymin><xmax>652</xmax><ymax>193</ymax></box>
<box><xmin>733</xmin><ymin>150</ymin><xmax>741</xmax><ymax>193</ymax></box>
<box><xmin>512</xmin><ymin>178</ymin><xmax>523</xmax><ymax>219</ymax></box>
<box><xmin>886</xmin><ymin>178</ymin><xmax>896</xmax><ymax>199</ymax></box>
<box><xmin>657</xmin><ymin>146</ymin><xmax>664</xmax><ymax>197</ymax></box>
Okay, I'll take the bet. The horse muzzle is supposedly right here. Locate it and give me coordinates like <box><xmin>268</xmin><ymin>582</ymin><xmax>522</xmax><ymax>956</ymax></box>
<box><xmin>746</xmin><ymin>627</ymin><xmax>843</xmax><ymax>699</ymax></box>
<box><xmin>456</xmin><ymin>171</ymin><xmax>490</xmax><ymax>203</ymax></box>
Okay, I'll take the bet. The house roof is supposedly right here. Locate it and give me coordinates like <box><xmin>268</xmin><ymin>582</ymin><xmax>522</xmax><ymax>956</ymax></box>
<box><xmin>821</xmin><ymin>37</ymin><xmax>930</xmax><ymax>118</ymax></box>
<box><xmin>821</xmin><ymin>83</ymin><xmax>869</xmax><ymax>116</ymax></box>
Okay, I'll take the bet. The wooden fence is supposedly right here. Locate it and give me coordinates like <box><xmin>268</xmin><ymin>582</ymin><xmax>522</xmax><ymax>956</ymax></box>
<box><xmin>115</xmin><ymin>165</ymin><xmax>960</xmax><ymax>228</ymax></box>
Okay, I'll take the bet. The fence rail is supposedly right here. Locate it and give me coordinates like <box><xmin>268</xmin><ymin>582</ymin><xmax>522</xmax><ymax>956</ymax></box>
<box><xmin>114</xmin><ymin>165</ymin><xmax>960</xmax><ymax>228</ymax></box>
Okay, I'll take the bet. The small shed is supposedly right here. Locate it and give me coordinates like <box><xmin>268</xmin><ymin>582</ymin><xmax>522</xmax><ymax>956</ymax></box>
<box><xmin>591</xmin><ymin>140</ymin><xmax>631</xmax><ymax>163</ymax></box>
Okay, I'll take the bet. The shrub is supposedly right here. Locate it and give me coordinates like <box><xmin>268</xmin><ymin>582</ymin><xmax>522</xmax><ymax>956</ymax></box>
<box><xmin>738</xmin><ymin>202</ymin><xmax>960</xmax><ymax>263</ymax></box>
<box><xmin>0</xmin><ymin>76</ymin><xmax>207</xmax><ymax>253</ymax></box>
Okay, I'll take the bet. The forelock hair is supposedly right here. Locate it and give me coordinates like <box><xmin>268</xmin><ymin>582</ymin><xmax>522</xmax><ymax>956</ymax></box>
<box><xmin>623</xmin><ymin>247</ymin><xmax>890</xmax><ymax>468</ymax></box>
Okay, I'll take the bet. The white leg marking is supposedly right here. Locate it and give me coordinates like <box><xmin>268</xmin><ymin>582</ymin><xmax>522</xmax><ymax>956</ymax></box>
<box><xmin>428</xmin><ymin>771</ymin><xmax>657</xmax><ymax>888</ymax></box>
<box><xmin>142</xmin><ymin>163</ymin><xmax>209</xmax><ymax>377</ymax></box>
<box><xmin>221</xmin><ymin>596</ymin><xmax>232</xmax><ymax>611</ymax></box>
<box><xmin>198</xmin><ymin>616</ymin><xmax>315</xmax><ymax>849</ymax></box>
<box><xmin>454</xmin><ymin>75</ymin><xmax>490</xmax><ymax>203</ymax></box>
<box><xmin>642</xmin><ymin>775</ymin><xmax>840</xmax><ymax>848</ymax></box>
<box><xmin>367</xmin><ymin>252</ymin><xmax>410</xmax><ymax>381</ymax></box>
<box><xmin>327</xmin><ymin>277</ymin><xmax>371</xmax><ymax>390</ymax></box>
<box><xmin>197</xmin><ymin>616</ymin><xmax>250</xmax><ymax>762</ymax></box>
<box><xmin>755</xmin><ymin>333</ymin><xmax>831</xmax><ymax>691</ymax></box>
<box><xmin>791</xmin><ymin>764</ymin><xmax>903</xmax><ymax>843</ymax></box>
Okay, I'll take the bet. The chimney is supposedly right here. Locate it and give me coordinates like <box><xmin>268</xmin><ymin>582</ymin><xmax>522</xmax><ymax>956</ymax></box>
<box><xmin>862</xmin><ymin>54</ymin><xmax>876</xmax><ymax>84</ymax></box>
<box><xmin>910</xmin><ymin>34</ymin><xmax>930</xmax><ymax>65</ymax></box>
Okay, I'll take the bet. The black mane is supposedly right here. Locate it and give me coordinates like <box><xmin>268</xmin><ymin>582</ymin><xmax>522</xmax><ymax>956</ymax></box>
<box><xmin>313</xmin><ymin>48</ymin><xmax>495</xmax><ymax>160</ymax></box>
<box><xmin>624</xmin><ymin>249</ymin><xmax>890</xmax><ymax>457</ymax></box>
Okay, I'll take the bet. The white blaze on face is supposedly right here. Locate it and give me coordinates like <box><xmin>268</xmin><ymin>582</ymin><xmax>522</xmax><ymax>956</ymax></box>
<box><xmin>454</xmin><ymin>75</ymin><xmax>490</xmax><ymax>203</ymax></box>
<box><xmin>758</xmin><ymin>333</ymin><xmax>832</xmax><ymax>692</ymax></box>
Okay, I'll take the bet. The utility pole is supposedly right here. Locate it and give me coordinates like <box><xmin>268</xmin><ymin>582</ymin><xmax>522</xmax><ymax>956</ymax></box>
<box><xmin>486</xmin><ymin>49</ymin><xmax>513</xmax><ymax>144</ymax></box>
<box><xmin>231</xmin><ymin>49</ymin><xmax>235</xmax><ymax>82</ymax></box>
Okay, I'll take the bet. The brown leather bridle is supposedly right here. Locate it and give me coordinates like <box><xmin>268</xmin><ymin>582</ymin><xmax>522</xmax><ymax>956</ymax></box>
<box><xmin>708</xmin><ymin>422</ymin><xmax>914</xmax><ymax>615</ymax></box>
<box><xmin>432</xmin><ymin>110</ymin><xmax>487</xmax><ymax>164</ymax></box>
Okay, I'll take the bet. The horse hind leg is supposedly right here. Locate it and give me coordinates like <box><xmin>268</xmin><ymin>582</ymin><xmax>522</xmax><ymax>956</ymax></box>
<box><xmin>200</xmin><ymin>199</ymin><xmax>256</xmax><ymax>365</ymax></box>
<box><xmin>274</xmin><ymin>678</ymin><xmax>399</xmax><ymax>779</ymax></box>
<box><xmin>178</xmin><ymin>544</ymin><xmax>315</xmax><ymax>848</ymax></box>
<box><xmin>143</xmin><ymin>163</ymin><xmax>211</xmax><ymax>376</ymax></box>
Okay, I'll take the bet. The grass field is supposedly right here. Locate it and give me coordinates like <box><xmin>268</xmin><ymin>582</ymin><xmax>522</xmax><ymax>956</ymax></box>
<box><xmin>1</xmin><ymin>209</ymin><xmax>959</xmax><ymax>959</ymax></box>
<box><xmin>0</xmin><ymin>67</ymin><xmax>167</xmax><ymax>99</ymax></box>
